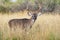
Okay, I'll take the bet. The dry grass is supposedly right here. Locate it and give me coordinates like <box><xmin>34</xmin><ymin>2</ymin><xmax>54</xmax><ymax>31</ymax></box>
<box><xmin>0</xmin><ymin>11</ymin><xmax>60</xmax><ymax>40</ymax></box>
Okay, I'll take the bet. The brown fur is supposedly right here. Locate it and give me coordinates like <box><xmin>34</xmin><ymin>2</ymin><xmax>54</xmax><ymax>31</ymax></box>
<box><xmin>9</xmin><ymin>18</ymin><xmax>34</xmax><ymax>29</ymax></box>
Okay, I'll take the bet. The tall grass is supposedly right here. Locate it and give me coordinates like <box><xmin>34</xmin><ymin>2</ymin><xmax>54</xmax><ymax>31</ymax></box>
<box><xmin>0</xmin><ymin>11</ymin><xmax>60</xmax><ymax>40</ymax></box>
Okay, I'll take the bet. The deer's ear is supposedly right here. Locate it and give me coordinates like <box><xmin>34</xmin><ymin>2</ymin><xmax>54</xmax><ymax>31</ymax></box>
<box><xmin>28</xmin><ymin>12</ymin><xmax>32</xmax><ymax>16</ymax></box>
<box><xmin>38</xmin><ymin>12</ymin><xmax>42</xmax><ymax>16</ymax></box>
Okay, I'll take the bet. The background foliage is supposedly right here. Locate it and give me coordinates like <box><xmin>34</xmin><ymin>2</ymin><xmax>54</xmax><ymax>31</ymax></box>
<box><xmin>0</xmin><ymin>0</ymin><xmax>60</xmax><ymax>13</ymax></box>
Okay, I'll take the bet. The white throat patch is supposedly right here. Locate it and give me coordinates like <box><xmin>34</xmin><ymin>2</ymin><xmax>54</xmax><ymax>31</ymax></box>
<box><xmin>32</xmin><ymin>19</ymin><xmax>34</xmax><ymax>22</ymax></box>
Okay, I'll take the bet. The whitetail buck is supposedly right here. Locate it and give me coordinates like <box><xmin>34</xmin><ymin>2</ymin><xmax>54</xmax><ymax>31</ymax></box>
<box><xmin>8</xmin><ymin>12</ymin><xmax>42</xmax><ymax>31</ymax></box>
<box><xmin>8</xmin><ymin>2</ymin><xmax>42</xmax><ymax>31</ymax></box>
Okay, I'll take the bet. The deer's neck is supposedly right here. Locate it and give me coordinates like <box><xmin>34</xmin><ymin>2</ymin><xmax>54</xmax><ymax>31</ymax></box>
<box><xmin>31</xmin><ymin>17</ymin><xmax>37</xmax><ymax>23</ymax></box>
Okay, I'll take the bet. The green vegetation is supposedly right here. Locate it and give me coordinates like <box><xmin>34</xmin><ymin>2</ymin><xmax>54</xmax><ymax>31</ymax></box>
<box><xmin>47</xmin><ymin>32</ymin><xmax>55</xmax><ymax>40</ymax></box>
<box><xmin>0</xmin><ymin>30</ymin><xmax>3</xmax><ymax>40</ymax></box>
<box><xmin>0</xmin><ymin>0</ymin><xmax>60</xmax><ymax>13</ymax></box>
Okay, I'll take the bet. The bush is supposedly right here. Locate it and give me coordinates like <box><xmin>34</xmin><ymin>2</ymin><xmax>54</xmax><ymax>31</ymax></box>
<box><xmin>0</xmin><ymin>0</ymin><xmax>60</xmax><ymax>13</ymax></box>
<box><xmin>0</xmin><ymin>5</ymin><xmax>9</xmax><ymax>13</ymax></box>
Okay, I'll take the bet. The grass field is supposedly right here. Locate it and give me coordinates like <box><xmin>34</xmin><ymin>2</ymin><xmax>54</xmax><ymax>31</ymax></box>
<box><xmin>0</xmin><ymin>11</ymin><xmax>60</xmax><ymax>40</ymax></box>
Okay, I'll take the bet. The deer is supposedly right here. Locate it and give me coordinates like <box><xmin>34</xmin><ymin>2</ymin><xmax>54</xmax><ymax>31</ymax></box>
<box><xmin>8</xmin><ymin>11</ymin><xmax>42</xmax><ymax>31</ymax></box>
<box><xmin>8</xmin><ymin>2</ymin><xmax>42</xmax><ymax>31</ymax></box>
